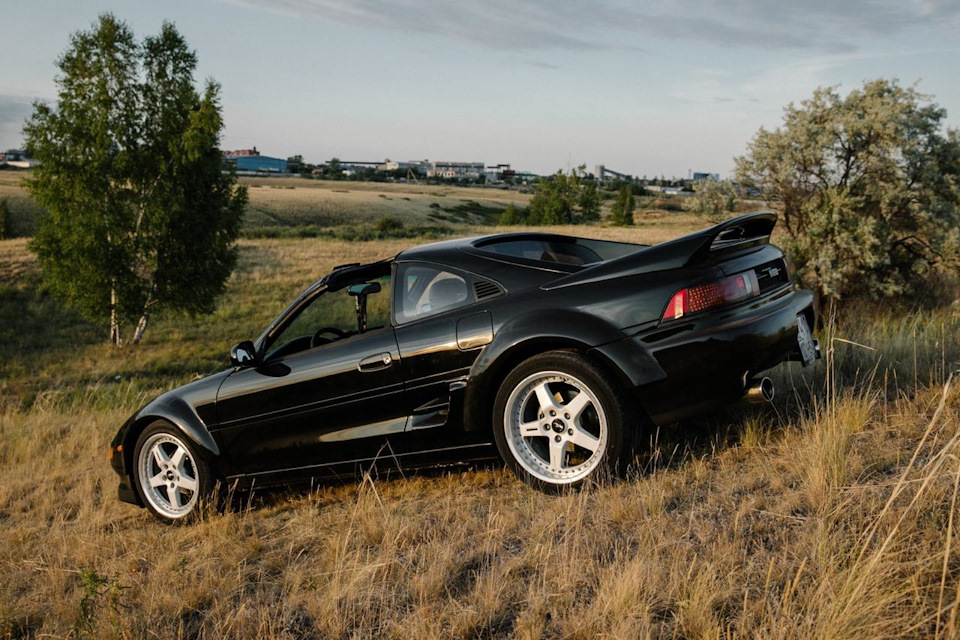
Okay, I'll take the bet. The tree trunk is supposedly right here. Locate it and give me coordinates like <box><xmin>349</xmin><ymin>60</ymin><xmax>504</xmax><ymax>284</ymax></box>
<box><xmin>132</xmin><ymin>310</ymin><xmax>149</xmax><ymax>344</ymax></box>
<box><xmin>131</xmin><ymin>285</ymin><xmax>156</xmax><ymax>345</ymax></box>
<box><xmin>109</xmin><ymin>285</ymin><xmax>123</xmax><ymax>347</ymax></box>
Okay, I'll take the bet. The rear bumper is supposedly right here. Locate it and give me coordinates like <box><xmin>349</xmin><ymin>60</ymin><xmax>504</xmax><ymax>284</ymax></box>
<box><xmin>630</xmin><ymin>285</ymin><xmax>816</xmax><ymax>424</ymax></box>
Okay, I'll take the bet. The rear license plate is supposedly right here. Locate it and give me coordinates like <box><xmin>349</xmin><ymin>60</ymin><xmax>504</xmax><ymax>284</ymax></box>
<box><xmin>796</xmin><ymin>315</ymin><xmax>817</xmax><ymax>366</ymax></box>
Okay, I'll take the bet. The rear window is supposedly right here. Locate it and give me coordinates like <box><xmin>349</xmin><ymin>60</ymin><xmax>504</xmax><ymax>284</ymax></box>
<box><xmin>475</xmin><ymin>237</ymin><xmax>643</xmax><ymax>268</ymax></box>
<box><xmin>480</xmin><ymin>239</ymin><xmax>603</xmax><ymax>267</ymax></box>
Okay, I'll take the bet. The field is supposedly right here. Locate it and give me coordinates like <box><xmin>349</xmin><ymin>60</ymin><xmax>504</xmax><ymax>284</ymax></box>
<box><xmin>2</xmin><ymin>173</ymin><xmax>960</xmax><ymax>638</ymax></box>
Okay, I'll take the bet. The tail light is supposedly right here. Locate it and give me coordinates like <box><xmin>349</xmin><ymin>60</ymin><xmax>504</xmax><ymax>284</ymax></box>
<box><xmin>661</xmin><ymin>271</ymin><xmax>759</xmax><ymax>322</ymax></box>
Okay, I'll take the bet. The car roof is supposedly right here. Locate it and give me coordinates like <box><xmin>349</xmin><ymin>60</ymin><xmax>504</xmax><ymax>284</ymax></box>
<box><xmin>322</xmin><ymin>232</ymin><xmax>646</xmax><ymax>293</ymax></box>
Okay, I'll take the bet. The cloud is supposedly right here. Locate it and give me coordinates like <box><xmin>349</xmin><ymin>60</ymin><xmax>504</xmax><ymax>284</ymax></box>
<box><xmin>221</xmin><ymin>0</ymin><xmax>960</xmax><ymax>53</ymax></box>
<box><xmin>526</xmin><ymin>61</ymin><xmax>560</xmax><ymax>70</ymax></box>
<box><xmin>0</xmin><ymin>95</ymin><xmax>36</xmax><ymax>147</ymax></box>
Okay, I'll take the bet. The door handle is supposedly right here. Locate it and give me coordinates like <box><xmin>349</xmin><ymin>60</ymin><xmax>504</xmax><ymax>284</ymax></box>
<box><xmin>358</xmin><ymin>352</ymin><xmax>393</xmax><ymax>372</ymax></box>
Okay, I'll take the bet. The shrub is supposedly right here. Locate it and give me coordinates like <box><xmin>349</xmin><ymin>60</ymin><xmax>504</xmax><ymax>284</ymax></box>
<box><xmin>499</xmin><ymin>203</ymin><xmax>519</xmax><ymax>225</ymax></box>
<box><xmin>609</xmin><ymin>185</ymin><xmax>636</xmax><ymax>226</ymax></box>
<box><xmin>375</xmin><ymin>215</ymin><xmax>404</xmax><ymax>235</ymax></box>
<box><xmin>682</xmin><ymin>179</ymin><xmax>738</xmax><ymax>223</ymax></box>
<box><xmin>736</xmin><ymin>79</ymin><xmax>960</xmax><ymax>307</ymax></box>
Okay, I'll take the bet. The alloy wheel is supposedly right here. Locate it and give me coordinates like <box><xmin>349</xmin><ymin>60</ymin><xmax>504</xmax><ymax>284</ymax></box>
<box><xmin>503</xmin><ymin>370</ymin><xmax>608</xmax><ymax>484</ymax></box>
<box><xmin>137</xmin><ymin>432</ymin><xmax>200</xmax><ymax>519</ymax></box>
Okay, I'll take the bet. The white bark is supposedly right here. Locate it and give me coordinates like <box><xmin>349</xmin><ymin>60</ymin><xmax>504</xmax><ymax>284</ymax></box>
<box><xmin>109</xmin><ymin>285</ymin><xmax>123</xmax><ymax>347</ymax></box>
<box><xmin>132</xmin><ymin>310</ymin><xmax>149</xmax><ymax>344</ymax></box>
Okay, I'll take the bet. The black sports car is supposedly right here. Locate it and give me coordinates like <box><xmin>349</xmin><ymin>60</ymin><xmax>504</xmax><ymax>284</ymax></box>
<box><xmin>110</xmin><ymin>211</ymin><xmax>819</xmax><ymax>522</ymax></box>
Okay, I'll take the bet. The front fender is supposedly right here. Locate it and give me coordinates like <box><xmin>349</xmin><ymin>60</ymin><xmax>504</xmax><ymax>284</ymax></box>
<box><xmin>115</xmin><ymin>393</ymin><xmax>222</xmax><ymax>478</ymax></box>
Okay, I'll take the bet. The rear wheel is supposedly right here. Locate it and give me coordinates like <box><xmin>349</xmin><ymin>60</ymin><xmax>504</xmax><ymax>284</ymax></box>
<box><xmin>133</xmin><ymin>422</ymin><xmax>212</xmax><ymax>524</ymax></box>
<box><xmin>493</xmin><ymin>351</ymin><xmax>636</xmax><ymax>491</ymax></box>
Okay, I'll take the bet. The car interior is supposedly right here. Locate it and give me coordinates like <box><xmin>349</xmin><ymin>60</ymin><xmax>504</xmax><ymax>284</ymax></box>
<box><xmin>263</xmin><ymin>263</ymin><xmax>477</xmax><ymax>361</ymax></box>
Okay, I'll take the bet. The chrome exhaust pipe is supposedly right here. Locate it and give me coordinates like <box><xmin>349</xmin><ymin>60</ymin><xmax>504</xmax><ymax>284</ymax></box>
<box><xmin>744</xmin><ymin>377</ymin><xmax>775</xmax><ymax>404</ymax></box>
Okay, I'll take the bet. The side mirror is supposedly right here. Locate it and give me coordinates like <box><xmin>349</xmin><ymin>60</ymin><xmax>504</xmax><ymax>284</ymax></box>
<box><xmin>348</xmin><ymin>282</ymin><xmax>381</xmax><ymax>297</ymax></box>
<box><xmin>230</xmin><ymin>340</ymin><xmax>258</xmax><ymax>367</ymax></box>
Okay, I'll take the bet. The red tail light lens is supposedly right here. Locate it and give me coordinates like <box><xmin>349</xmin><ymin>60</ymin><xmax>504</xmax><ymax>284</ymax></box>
<box><xmin>661</xmin><ymin>271</ymin><xmax>759</xmax><ymax>322</ymax></box>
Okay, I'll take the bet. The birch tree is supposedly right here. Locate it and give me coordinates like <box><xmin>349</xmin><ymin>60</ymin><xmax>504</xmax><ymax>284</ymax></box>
<box><xmin>24</xmin><ymin>14</ymin><xmax>246</xmax><ymax>345</ymax></box>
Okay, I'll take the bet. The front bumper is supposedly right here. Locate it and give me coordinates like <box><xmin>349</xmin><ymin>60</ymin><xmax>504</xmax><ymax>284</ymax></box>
<box><xmin>109</xmin><ymin>438</ymin><xmax>143</xmax><ymax>507</ymax></box>
<box><xmin>631</xmin><ymin>285</ymin><xmax>816</xmax><ymax>424</ymax></box>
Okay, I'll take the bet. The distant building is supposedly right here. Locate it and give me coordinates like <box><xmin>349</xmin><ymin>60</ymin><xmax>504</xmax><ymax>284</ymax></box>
<box><xmin>485</xmin><ymin>163</ymin><xmax>515</xmax><ymax>183</ymax></box>
<box><xmin>235</xmin><ymin>155</ymin><xmax>287</xmax><ymax>173</ymax></box>
<box><xmin>223</xmin><ymin>147</ymin><xmax>260</xmax><ymax>159</ymax></box>
<box><xmin>691</xmin><ymin>172</ymin><xmax>720</xmax><ymax>182</ymax></box>
<box><xmin>378</xmin><ymin>159</ymin><xmax>428</xmax><ymax>172</ymax></box>
<box><xmin>426</xmin><ymin>160</ymin><xmax>485</xmax><ymax>180</ymax></box>
<box><xmin>658</xmin><ymin>186</ymin><xmax>691</xmax><ymax>196</ymax></box>
<box><xmin>0</xmin><ymin>149</ymin><xmax>39</xmax><ymax>168</ymax></box>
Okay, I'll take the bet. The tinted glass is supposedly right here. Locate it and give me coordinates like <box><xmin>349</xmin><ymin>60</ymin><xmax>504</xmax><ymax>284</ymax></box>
<box><xmin>481</xmin><ymin>239</ymin><xmax>604</xmax><ymax>266</ymax></box>
<box><xmin>395</xmin><ymin>264</ymin><xmax>471</xmax><ymax>324</ymax></box>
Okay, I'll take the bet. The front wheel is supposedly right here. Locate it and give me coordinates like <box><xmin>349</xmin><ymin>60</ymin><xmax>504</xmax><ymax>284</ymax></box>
<box><xmin>133</xmin><ymin>422</ymin><xmax>212</xmax><ymax>523</ymax></box>
<box><xmin>493</xmin><ymin>351</ymin><xmax>637</xmax><ymax>492</ymax></box>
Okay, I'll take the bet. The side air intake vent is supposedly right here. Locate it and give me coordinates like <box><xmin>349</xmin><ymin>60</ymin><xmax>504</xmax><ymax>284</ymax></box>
<box><xmin>473</xmin><ymin>279</ymin><xmax>503</xmax><ymax>301</ymax></box>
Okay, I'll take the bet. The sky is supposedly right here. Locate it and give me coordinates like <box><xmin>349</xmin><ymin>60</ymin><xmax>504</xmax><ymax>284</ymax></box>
<box><xmin>1</xmin><ymin>0</ymin><xmax>959</xmax><ymax>178</ymax></box>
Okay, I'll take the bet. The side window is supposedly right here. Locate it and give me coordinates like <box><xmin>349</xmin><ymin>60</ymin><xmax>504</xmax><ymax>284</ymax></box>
<box><xmin>266</xmin><ymin>274</ymin><xmax>391</xmax><ymax>361</ymax></box>
<box><xmin>395</xmin><ymin>263</ymin><xmax>472</xmax><ymax>325</ymax></box>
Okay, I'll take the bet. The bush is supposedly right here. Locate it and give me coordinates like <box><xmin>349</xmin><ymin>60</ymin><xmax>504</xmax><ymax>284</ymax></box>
<box><xmin>375</xmin><ymin>215</ymin><xmax>404</xmax><ymax>235</ymax></box>
<box><xmin>526</xmin><ymin>165</ymin><xmax>600</xmax><ymax>225</ymax></box>
<box><xmin>609</xmin><ymin>185</ymin><xmax>635</xmax><ymax>226</ymax></box>
<box><xmin>499</xmin><ymin>203</ymin><xmax>519</xmax><ymax>225</ymax></box>
<box><xmin>682</xmin><ymin>179</ymin><xmax>738</xmax><ymax>223</ymax></box>
<box><xmin>736</xmin><ymin>79</ymin><xmax>960</xmax><ymax>307</ymax></box>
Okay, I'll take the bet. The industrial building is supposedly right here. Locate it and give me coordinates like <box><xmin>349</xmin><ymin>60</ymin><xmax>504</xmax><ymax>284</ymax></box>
<box><xmin>235</xmin><ymin>155</ymin><xmax>287</xmax><ymax>173</ymax></box>
<box><xmin>426</xmin><ymin>160</ymin><xmax>485</xmax><ymax>180</ymax></box>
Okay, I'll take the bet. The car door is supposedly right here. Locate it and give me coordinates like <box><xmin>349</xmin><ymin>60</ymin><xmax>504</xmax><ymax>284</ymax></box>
<box><xmin>392</xmin><ymin>262</ymin><xmax>494</xmax><ymax>454</ymax></box>
<box><xmin>214</xmin><ymin>275</ymin><xmax>405</xmax><ymax>477</ymax></box>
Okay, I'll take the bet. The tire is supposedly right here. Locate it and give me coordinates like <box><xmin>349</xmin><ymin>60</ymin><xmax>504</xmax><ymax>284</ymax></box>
<box><xmin>493</xmin><ymin>350</ymin><xmax>637</xmax><ymax>492</ymax></box>
<box><xmin>133</xmin><ymin>421</ymin><xmax>214</xmax><ymax>524</ymax></box>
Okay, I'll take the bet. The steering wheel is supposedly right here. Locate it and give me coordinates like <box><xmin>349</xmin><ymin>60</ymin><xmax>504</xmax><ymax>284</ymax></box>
<box><xmin>311</xmin><ymin>326</ymin><xmax>347</xmax><ymax>348</ymax></box>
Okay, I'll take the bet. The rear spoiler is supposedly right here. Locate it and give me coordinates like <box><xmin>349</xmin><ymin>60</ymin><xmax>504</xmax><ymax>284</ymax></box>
<box><xmin>543</xmin><ymin>211</ymin><xmax>777</xmax><ymax>290</ymax></box>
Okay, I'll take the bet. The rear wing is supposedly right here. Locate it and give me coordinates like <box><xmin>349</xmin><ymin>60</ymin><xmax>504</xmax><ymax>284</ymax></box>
<box><xmin>543</xmin><ymin>211</ymin><xmax>778</xmax><ymax>290</ymax></box>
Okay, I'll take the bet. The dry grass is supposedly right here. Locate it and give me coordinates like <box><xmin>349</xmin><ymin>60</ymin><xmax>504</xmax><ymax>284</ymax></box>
<box><xmin>2</xmin><ymin>224</ymin><xmax>960</xmax><ymax>638</ymax></box>
<box><xmin>241</xmin><ymin>177</ymin><xmax>532</xmax><ymax>229</ymax></box>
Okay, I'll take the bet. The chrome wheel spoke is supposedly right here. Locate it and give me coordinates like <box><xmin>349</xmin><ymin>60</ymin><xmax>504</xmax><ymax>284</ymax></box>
<box><xmin>152</xmin><ymin>446</ymin><xmax>170</xmax><ymax>468</ymax></box>
<box><xmin>548</xmin><ymin>438</ymin><xmax>566</xmax><ymax>470</ymax></box>
<box><xmin>149</xmin><ymin>472</ymin><xmax>166</xmax><ymax>488</ymax></box>
<box><xmin>178</xmin><ymin>473</ymin><xmax>198</xmax><ymax>493</ymax></box>
<box><xmin>569</xmin><ymin>425</ymin><xmax>600</xmax><ymax>452</ymax></box>
<box><xmin>168</xmin><ymin>485</ymin><xmax>181</xmax><ymax>508</ymax></box>
<box><xmin>534</xmin><ymin>382</ymin><xmax>560</xmax><ymax>412</ymax></box>
<box><xmin>563</xmin><ymin>391</ymin><xmax>591</xmax><ymax>422</ymax></box>
<box><xmin>170</xmin><ymin>445</ymin><xmax>186</xmax><ymax>469</ymax></box>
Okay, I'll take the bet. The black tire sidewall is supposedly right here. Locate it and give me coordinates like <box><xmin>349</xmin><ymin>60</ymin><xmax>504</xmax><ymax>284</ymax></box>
<box><xmin>133</xmin><ymin>421</ymin><xmax>214</xmax><ymax>524</ymax></box>
<box><xmin>492</xmin><ymin>350</ymin><xmax>636</xmax><ymax>492</ymax></box>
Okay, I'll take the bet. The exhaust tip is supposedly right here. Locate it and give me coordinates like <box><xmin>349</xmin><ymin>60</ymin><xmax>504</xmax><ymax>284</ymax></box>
<box><xmin>744</xmin><ymin>376</ymin><xmax>775</xmax><ymax>404</ymax></box>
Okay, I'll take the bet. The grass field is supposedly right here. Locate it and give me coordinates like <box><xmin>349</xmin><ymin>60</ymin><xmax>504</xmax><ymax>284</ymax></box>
<box><xmin>0</xmin><ymin>172</ymin><xmax>536</xmax><ymax>238</ymax></box>
<box><xmin>2</xmin><ymin>175</ymin><xmax>960</xmax><ymax>638</ymax></box>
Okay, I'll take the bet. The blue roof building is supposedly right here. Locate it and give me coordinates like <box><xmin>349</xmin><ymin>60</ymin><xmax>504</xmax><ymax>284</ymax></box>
<box><xmin>236</xmin><ymin>155</ymin><xmax>288</xmax><ymax>173</ymax></box>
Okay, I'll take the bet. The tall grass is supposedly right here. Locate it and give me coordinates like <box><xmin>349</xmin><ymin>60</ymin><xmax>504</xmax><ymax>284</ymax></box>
<box><xmin>1</xmin><ymin>235</ymin><xmax>959</xmax><ymax>638</ymax></box>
